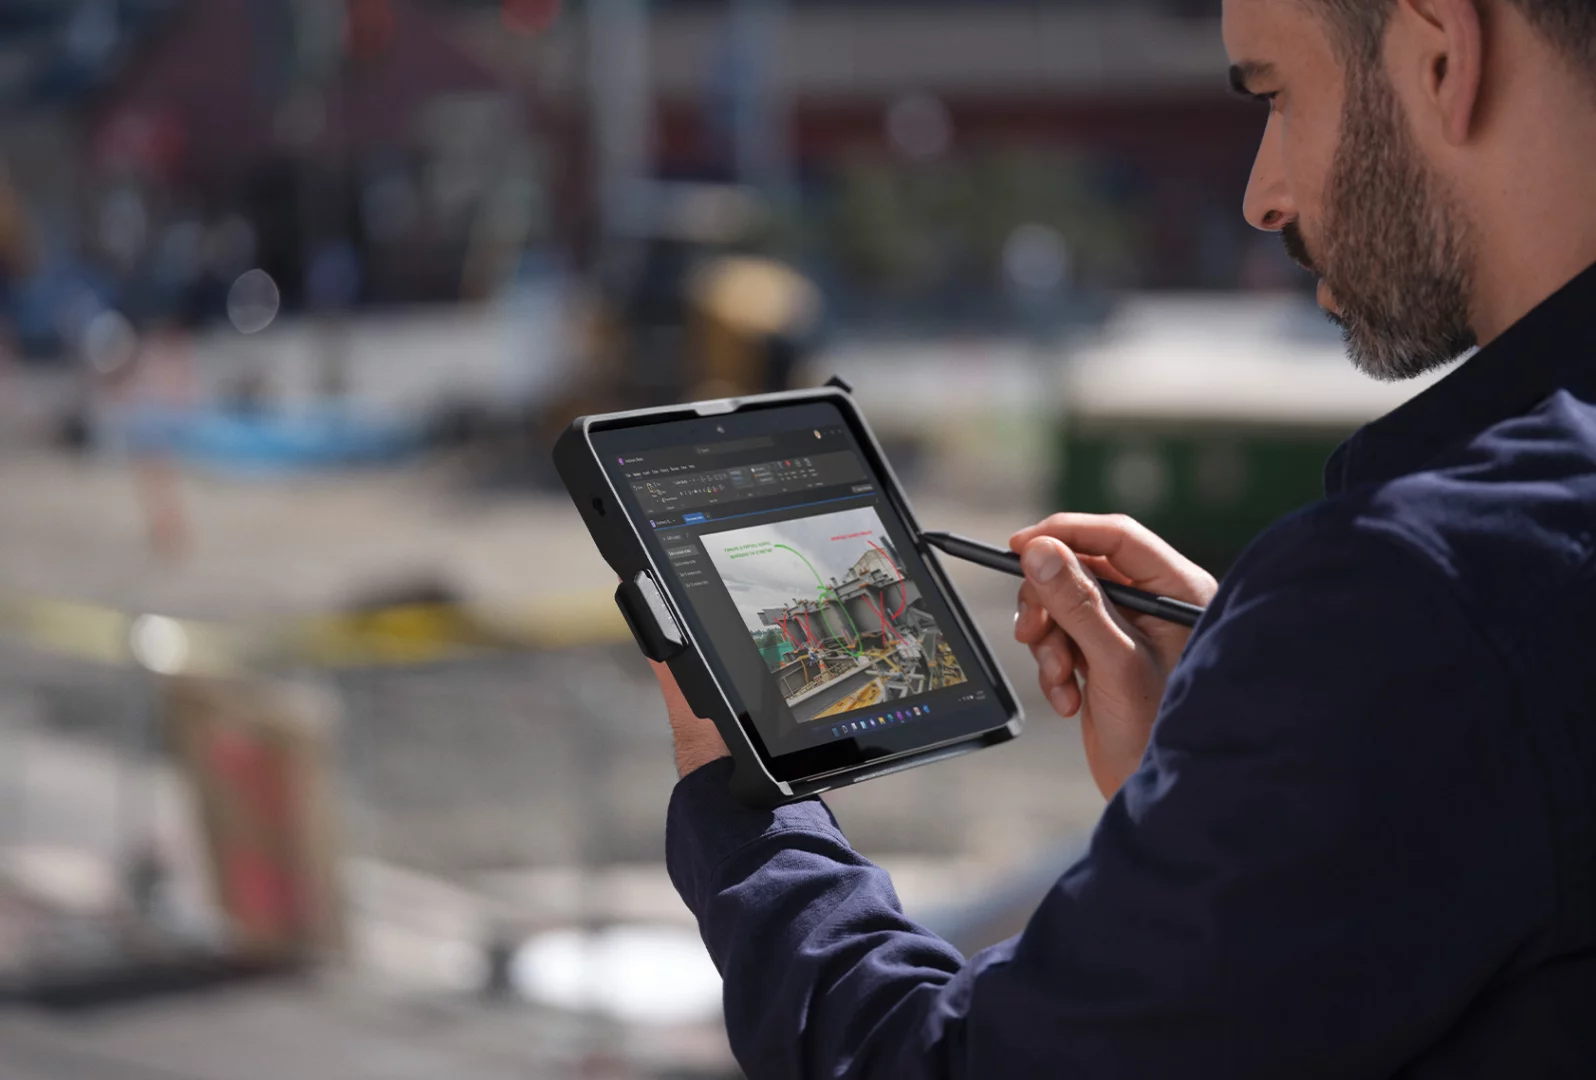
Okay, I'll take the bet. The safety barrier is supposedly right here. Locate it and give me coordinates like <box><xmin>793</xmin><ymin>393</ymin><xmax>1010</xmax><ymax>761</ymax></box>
<box><xmin>0</xmin><ymin>589</ymin><xmax>631</xmax><ymax>675</ymax></box>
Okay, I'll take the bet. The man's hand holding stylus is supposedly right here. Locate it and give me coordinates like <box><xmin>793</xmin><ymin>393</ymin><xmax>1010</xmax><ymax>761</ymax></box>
<box><xmin>1011</xmin><ymin>514</ymin><xmax>1217</xmax><ymax>800</ymax></box>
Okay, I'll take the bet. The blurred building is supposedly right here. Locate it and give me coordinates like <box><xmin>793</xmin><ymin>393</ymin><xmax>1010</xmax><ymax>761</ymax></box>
<box><xmin>443</xmin><ymin>0</ymin><xmax>1267</xmax><ymax>328</ymax></box>
<box><xmin>0</xmin><ymin>0</ymin><xmax>1285</xmax><ymax>355</ymax></box>
<box><xmin>94</xmin><ymin>0</ymin><xmax>542</xmax><ymax>311</ymax></box>
<box><xmin>0</xmin><ymin>0</ymin><xmax>549</xmax><ymax>359</ymax></box>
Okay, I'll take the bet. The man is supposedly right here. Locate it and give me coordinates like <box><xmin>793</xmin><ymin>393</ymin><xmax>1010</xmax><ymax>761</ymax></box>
<box><xmin>655</xmin><ymin>0</ymin><xmax>1596</xmax><ymax>1074</ymax></box>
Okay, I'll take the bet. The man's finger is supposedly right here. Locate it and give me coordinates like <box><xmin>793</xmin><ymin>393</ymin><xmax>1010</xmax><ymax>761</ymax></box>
<box><xmin>1020</xmin><ymin>537</ymin><xmax>1138</xmax><ymax>673</ymax></box>
<box><xmin>1077</xmin><ymin>552</ymin><xmax>1131</xmax><ymax>586</ymax></box>
<box><xmin>1030</xmin><ymin>627</ymin><xmax>1078</xmax><ymax>691</ymax></box>
<box><xmin>1009</xmin><ymin>512</ymin><xmax>1204</xmax><ymax>595</ymax></box>
<box><xmin>1031</xmin><ymin>632</ymin><xmax>1083</xmax><ymax>718</ymax></box>
<box><xmin>1046</xmin><ymin>677</ymin><xmax>1082</xmax><ymax>719</ymax></box>
<box><xmin>1015</xmin><ymin>581</ymin><xmax>1053</xmax><ymax>644</ymax></box>
<box><xmin>1015</xmin><ymin>554</ymin><xmax>1130</xmax><ymax>645</ymax></box>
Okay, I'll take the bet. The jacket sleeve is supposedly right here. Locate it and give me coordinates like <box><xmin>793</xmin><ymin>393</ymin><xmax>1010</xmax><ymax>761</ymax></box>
<box><xmin>665</xmin><ymin>523</ymin><xmax>1555</xmax><ymax>1080</ymax></box>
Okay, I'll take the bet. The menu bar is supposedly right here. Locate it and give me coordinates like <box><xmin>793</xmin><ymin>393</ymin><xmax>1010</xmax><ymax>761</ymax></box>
<box><xmin>628</xmin><ymin>451</ymin><xmax>866</xmax><ymax>515</ymax></box>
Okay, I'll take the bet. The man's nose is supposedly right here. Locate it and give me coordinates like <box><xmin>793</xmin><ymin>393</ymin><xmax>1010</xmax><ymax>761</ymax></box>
<box><xmin>1242</xmin><ymin>119</ymin><xmax>1294</xmax><ymax>233</ymax></box>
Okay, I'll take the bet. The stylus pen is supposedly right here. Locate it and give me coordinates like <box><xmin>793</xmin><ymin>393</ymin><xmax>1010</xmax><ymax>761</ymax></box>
<box><xmin>920</xmin><ymin>530</ymin><xmax>1207</xmax><ymax>629</ymax></box>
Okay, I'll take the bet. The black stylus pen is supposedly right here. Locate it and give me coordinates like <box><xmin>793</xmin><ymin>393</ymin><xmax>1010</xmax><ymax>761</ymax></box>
<box><xmin>920</xmin><ymin>530</ymin><xmax>1207</xmax><ymax>629</ymax></box>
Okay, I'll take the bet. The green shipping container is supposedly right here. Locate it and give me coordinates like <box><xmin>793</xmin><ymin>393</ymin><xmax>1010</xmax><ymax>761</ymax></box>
<box><xmin>1052</xmin><ymin>297</ymin><xmax>1449</xmax><ymax>574</ymax></box>
<box><xmin>759</xmin><ymin>641</ymin><xmax>796</xmax><ymax>668</ymax></box>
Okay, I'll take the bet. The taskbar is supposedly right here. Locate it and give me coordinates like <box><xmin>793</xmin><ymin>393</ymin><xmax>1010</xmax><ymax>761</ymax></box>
<box><xmin>814</xmin><ymin>687</ymin><xmax>990</xmax><ymax>742</ymax></box>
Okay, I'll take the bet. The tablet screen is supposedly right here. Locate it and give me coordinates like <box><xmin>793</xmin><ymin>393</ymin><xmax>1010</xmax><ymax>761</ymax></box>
<box><xmin>592</xmin><ymin>400</ymin><xmax>1010</xmax><ymax>782</ymax></box>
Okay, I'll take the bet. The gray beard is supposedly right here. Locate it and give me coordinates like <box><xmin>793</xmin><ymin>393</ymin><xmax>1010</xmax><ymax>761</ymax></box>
<box><xmin>1317</xmin><ymin>62</ymin><xmax>1478</xmax><ymax>381</ymax></box>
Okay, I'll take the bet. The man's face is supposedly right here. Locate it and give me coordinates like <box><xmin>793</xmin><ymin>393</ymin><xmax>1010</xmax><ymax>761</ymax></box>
<box><xmin>1224</xmin><ymin>0</ymin><xmax>1477</xmax><ymax>380</ymax></box>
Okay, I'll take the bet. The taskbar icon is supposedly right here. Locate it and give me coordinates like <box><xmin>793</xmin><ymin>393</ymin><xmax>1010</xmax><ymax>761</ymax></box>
<box><xmin>833</xmin><ymin>703</ymin><xmax>939</xmax><ymax>740</ymax></box>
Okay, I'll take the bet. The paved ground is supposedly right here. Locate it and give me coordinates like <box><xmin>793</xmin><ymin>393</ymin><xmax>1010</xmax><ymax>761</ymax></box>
<box><xmin>0</xmin><ymin>980</ymin><xmax>741</xmax><ymax>1080</ymax></box>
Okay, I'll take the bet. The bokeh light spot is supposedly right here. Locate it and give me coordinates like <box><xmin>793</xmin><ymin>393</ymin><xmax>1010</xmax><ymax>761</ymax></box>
<box><xmin>228</xmin><ymin>269</ymin><xmax>281</xmax><ymax>335</ymax></box>
<box><xmin>83</xmin><ymin>310</ymin><xmax>138</xmax><ymax>375</ymax></box>
<box><xmin>130</xmin><ymin>615</ymin><xmax>190</xmax><ymax>675</ymax></box>
<box><xmin>885</xmin><ymin>93</ymin><xmax>953</xmax><ymax>161</ymax></box>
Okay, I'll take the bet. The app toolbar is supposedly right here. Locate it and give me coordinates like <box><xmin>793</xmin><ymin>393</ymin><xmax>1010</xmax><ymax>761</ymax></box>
<box><xmin>628</xmin><ymin>451</ymin><xmax>865</xmax><ymax>514</ymax></box>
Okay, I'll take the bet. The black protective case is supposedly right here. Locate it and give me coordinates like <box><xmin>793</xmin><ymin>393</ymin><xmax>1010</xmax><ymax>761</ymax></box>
<box><xmin>553</xmin><ymin>381</ymin><xmax>1024</xmax><ymax>807</ymax></box>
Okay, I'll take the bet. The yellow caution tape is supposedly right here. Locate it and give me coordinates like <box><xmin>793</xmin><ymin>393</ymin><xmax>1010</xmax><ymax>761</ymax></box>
<box><xmin>0</xmin><ymin>589</ymin><xmax>630</xmax><ymax>672</ymax></box>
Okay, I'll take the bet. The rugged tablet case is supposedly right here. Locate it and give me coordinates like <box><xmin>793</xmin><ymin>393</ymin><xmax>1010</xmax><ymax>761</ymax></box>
<box><xmin>553</xmin><ymin>383</ymin><xmax>1023</xmax><ymax>807</ymax></box>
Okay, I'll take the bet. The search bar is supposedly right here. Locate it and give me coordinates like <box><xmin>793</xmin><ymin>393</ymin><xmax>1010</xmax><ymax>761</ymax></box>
<box><xmin>693</xmin><ymin>437</ymin><xmax>776</xmax><ymax>456</ymax></box>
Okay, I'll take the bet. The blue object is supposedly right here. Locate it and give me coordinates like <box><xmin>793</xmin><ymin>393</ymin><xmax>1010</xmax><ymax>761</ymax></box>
<box><xmin>108</xmin><ymin>402</ymin><xmax>418</xmax><ymax>475</ymax></box>
<box><xmin>664</xmin><ymin>260</ymin><xmax>1596</xmax><ymax>1076</ymax></box>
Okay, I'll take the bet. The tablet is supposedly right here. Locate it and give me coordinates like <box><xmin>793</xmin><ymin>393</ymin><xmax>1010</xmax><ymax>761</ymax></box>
<box><xmin>555</xmin><ymin>386</ymin><xmax>1022</xmax><ymax>806</ymax></box>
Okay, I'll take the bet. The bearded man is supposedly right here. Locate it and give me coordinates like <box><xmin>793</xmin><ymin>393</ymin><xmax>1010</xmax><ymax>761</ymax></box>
<box><xmin>651</xmin><ymin>1</ymin><xmax>1596</xmax><ymax>1075</ymax></box>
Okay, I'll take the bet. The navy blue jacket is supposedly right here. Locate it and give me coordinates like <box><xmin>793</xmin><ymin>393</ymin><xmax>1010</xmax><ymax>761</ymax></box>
<box><xmin>666</xmin><ymin>260</ymin><xmax>1596</xmax><ymax>1079</ymax></box>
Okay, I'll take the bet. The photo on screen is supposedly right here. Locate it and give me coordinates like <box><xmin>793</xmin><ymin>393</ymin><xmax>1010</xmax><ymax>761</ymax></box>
<box><xmin>702</xmin><ymin>506</ymin><xmax>969</xmax><ymax>722</ymax></box>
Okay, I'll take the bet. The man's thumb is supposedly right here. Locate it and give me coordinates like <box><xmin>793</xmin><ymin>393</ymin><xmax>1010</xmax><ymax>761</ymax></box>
<box><xmin>1020</xmin><ymin>537</ymin><xmax>1135</xmax><ymax>663</ymax></box>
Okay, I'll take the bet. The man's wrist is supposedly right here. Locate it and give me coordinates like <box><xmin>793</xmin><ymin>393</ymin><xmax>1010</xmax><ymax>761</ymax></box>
<box><xmin>674</xmin><ymin>719</ymin><xmax>731</xmax><ymax>778</ymax></box>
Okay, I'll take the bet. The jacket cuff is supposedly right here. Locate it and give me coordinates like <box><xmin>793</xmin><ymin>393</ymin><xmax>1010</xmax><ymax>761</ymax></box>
<box><xmin>665</xmin><ymin>757</ymin><xmax>843</xmax><ymax>917</ymax></box>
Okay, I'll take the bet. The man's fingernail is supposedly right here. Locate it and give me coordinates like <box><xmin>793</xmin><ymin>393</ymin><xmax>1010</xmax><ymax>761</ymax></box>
<box><xmin>1016</xmin><ymin>600</ymin><xmax>1030</xmax><ymax>624</ymax></box>
<box><xmin>1048</xmin><ymin>686</ymin><xmax>1075</xmax><ymax>717</ymax></box>
<box><xmin>1023</xmin><ymin>542</ymin><xmax>1064</xmax><ymax>583</ymax></box>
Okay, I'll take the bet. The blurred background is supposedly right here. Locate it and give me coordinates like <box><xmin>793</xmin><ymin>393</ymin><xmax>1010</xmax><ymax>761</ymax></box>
<box><xmin>0</xmin><ymin>1</ymin><xmax>1446</xmax><ymax>1076</ymax></box>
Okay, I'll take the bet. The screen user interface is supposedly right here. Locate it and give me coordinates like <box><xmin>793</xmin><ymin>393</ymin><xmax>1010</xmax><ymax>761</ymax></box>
<box><xmin>595</xmin><ymin>402</ymin><xmax>1004</xmax><ymax>773</ymax></box>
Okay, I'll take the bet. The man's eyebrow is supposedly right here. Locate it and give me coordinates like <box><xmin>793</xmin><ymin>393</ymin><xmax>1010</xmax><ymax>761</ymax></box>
<box><xmin>1228</xmin><ymin>60</ymin><xmax>1277</xmax><ymax>99</ymax></box>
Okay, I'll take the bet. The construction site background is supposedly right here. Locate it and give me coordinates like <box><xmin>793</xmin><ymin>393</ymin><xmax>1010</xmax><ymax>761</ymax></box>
<box><xmin>0</xmin><ymin>1</ymin><xmax>1444</xmax><ymax>1077</ymax></box>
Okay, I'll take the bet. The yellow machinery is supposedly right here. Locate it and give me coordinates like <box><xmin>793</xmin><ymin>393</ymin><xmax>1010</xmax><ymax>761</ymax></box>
<box><xmin>814</xmin><ymin>676</ymin><xmax>886</xmax><ymax>719</ymax></box>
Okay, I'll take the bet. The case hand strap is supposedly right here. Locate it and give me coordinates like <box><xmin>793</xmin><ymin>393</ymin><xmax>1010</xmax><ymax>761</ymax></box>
<box><xmin>615</xmin><ymin>570</ymin><xmax>687</xmax><ymax>662</ymax></box>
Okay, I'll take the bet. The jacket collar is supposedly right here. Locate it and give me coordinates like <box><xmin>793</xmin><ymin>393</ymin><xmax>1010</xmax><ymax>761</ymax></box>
<box><xmin>1325</xmin><ymin>258</ymin><xmax>1596</xmax><ymax>495</ymax></box>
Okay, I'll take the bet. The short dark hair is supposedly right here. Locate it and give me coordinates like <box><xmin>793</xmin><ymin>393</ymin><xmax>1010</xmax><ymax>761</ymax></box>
<box><xmin>1312</xmin><ymin>0</ymin><xmax>1596</xmax><ymax>83</ymax></box>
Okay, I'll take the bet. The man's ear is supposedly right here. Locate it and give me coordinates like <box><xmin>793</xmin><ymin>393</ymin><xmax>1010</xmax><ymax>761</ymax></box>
<box><xmin>1398</xmin><ymin>0</ymin><xmax>1486</xmax><ymax>145</ymax></box>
